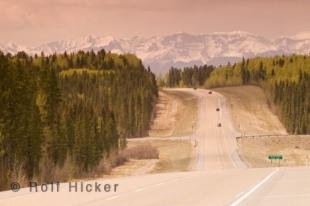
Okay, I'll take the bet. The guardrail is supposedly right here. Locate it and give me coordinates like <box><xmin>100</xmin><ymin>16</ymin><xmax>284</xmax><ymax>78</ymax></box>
<box><xmin>235</xmin><ymin>134</ymin><xmax>310</xmax><ymax>141</ymax></box>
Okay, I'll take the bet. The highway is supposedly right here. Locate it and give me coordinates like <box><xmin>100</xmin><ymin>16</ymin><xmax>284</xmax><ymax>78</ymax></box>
<box><xmin>0</xmin><ymin>168</ymin><xmax>280</xmax><ymax>206</ymax></box>
<box><xmin>189</xmin><ymin>89</ymin><xmax>245</xmax><ymax>170</ymax></box>
<box><xmin>0</xmin><ymin>89</ymin><xmax>309</xmax><ymax>206</ymax></box>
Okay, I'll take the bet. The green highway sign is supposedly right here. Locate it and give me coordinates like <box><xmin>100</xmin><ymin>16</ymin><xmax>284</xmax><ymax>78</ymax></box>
<box><xmin>268</xmin><ymin>154</ymin><xmax>283</xmax><ymax>160</ymax></box>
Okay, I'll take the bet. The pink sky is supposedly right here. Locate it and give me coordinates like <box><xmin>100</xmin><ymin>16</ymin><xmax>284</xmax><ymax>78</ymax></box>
<box><xmin>0</xmin><ymin>0</ymin><xmax>309</xmax><ymax>46</ymax></box>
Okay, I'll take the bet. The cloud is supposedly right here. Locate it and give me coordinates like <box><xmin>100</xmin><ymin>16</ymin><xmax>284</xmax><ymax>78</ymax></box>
<box><xmin>0</xmin><ymin>0</ymin><xmax>208</xmax><ymax>14</ymax></box>
<box><xmin>0</xmin><ymin>0</ymin><xmax>191</xmax><ymax>31</ymax></box>
<box><xmin>0</xmin><ymin>1</ymin><xmax>36</xmax><ymax>29</ymax></box>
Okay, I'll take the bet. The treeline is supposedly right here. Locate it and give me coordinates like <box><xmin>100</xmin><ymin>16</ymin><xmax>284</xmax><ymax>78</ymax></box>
<box><xmin>0</xmin><ymin>50</ymin><xmax>157</xmax><ymax>190</ymax></box>
<box><xmin>273</xmin><ymin>73</ymin><xmax>309</xmax><ymax>134</ymax></box>
<box><xmin>166</xmin><ymin>65</ymin><xmax>214</xmax><ymax>87</ymax></box>
<box><xmin>205</xmin><ymin>55</ymin><xmax>310</xmax><ymax>134</ymax></box>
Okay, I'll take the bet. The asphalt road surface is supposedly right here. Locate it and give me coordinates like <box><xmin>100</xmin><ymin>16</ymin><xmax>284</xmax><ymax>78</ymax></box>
<box><xmin>1</xmin><ymin>89</ymin><xmax>309</xmax><ymax>206</ymax></box>
<box><xmin>188</xmin><ymin>89</ymin><xmax>246</xmax><ymax>170</ymax></box>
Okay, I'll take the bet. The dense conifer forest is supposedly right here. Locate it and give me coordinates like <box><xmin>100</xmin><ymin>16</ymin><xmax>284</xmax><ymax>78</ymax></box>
<box><xmin>0</xmin><ymin>50</ymin><xmax>157</xmax><ymax>189</ymax></box>
<box><xmin>166</xmin><ymin>55</ymin><xmax>310</xmax><ymax>135</ymax></box>
<box><xmin>166</xmin><ymin>65</ymin><xmax>214</xmax><ymax>88</ymax></box>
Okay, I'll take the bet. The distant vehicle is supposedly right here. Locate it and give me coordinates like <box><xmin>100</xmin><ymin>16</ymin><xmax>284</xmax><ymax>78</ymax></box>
<box><xmin>216</xmin><ymin>108</ymin><xmax>220</xmax><ymax>111</ymax></box>
<box><xmin>217</xmin><ymin>123</ymin><xmax>222</xmax><ymax>127</ymax></box>
<box><xmin>209</xmin><ymin>91</ymin><xmax>212</xmax><ymax>94</ymax></box>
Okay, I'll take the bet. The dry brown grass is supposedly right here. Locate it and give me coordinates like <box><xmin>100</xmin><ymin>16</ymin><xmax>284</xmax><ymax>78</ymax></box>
<box><xmin>238</xmin><ymin>135</ymin><xmax>310</xmax><ymax>167</ymax></box>
<box><xmin>168</xmin><ymin>90</ymin><xmax>198</xmax><ymax>137</ymax></box>
<box><xmin>107</xmin><ymin>138</ymin><xmax>192</xmax><ymax>177</ymax></box>
<box><xmin>102</xmin><ymin>144</ymin><xmax>161</xmax><ymax>177</ymax></box>
<box><xmin>215</xmin><ymin>86</ymin><xmax>287</xmax><ymax>135</ymax></box>
<box><xmin>151</xmin><ymin>140</ymin><xmax>192</xmax><ymax>173</ymax></box>
<box><xmin>98</xmin><ymin>144</ymin><xmax>159</xmax><ymax>177</ymax></box>
<box><xmin>94</xmin><ymin>152</ymin><xmax>129</xmax><ymax>175</ymax></box>
<box><xmin>149</xmin><ymin>90</ymin><xmax>176</xmax><ymax>137</ymax></box>
<box><xmin>124</xmin><ymin>143</ymin><xmax>159</xmax><ymax>160</ymax></box>
<box><xmin>127</xmin><ymin>139</ymin><xmax>192</xmax><ymax>173</ymax></box>
<box><xmin>149</xmin><ymin>89</ymin><xmax>198</xmax><ymax>137</ymax></box>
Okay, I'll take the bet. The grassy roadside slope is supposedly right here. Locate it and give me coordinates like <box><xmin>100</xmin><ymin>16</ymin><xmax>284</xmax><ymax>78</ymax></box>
<box><xmin>149</xmin><ymin>89</ymin><xmax>198</xmax><ymax>137</ymax></box>
<box><xmin>214</xmin><ymin>86</ymin><xmax>287</xmax><ymax>135</ymax></box>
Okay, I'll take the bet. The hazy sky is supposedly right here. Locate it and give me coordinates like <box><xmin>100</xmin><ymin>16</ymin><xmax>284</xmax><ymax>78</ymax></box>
<box><xmin>0</xmin><ymin>0</ymin><xmax>309</xmax><ymax>46</ymax></box>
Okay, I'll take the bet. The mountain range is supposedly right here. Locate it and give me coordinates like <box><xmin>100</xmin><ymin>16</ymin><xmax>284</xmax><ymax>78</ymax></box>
<box><xmin>1</xmin><ymin>31</ymin><xmax>310</xmax><ymax>73</ymax></box>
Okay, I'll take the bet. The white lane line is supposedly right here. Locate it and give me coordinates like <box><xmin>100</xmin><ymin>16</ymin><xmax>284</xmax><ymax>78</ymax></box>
<box><xmin>105</xmin><ymin>195</ymin><xmax>120</xmax><ymax>201</ymax></box>
<box><xmin>103</xmin><ymin>176</ymin><xmax>184</xmax><ymax>202</ymax></box>
<box><xmin>229</xmin><ymin>168</ymin><xmax>279</xmax><ymax>206</ymax></box>
<box><xmin>134</xmin><ymin>188</ymin><xmax>144</xmax><ymax>192</ymax></box>
<box><xmin>234</xmin><ymin>191</ymin><xmax>245</xmax><ymax>199</ymax></box>
<box><xmin>78</xmin><ymin>177</ymin><xmax>185</xmax><ymax>205</ymax></box>
<box><xmin>133</xmin><ymin>177</ymin><xmax>183</xmax><ymax>192</ymax></box>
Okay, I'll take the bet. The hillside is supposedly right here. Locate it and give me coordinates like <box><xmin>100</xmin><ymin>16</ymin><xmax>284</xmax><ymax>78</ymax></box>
<box><xmin>205</xmin><ymin>55</ymin><xmax>310</xmax><ymax>134</ymax></box>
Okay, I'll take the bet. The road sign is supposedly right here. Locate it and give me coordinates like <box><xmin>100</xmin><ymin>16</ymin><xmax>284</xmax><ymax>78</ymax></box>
<box><xmin>268</xmin><ymin>154</ymin><xmax>283</xmax><ymax>160</ymax></box>
<box><xmin>268</xmin><ymin>154</ymin><xmax>283</xmax><ymax>166</ymax></box>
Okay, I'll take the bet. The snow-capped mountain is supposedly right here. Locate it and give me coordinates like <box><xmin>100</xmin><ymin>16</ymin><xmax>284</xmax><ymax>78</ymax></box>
<box><xmin>1</xmin><ymin>31</ymin><xmax>310</xmax><ymax>73</ymax></box>
<box><xmin>275</xmin><ymin>32</ymin><xmax>310</xmax><ymax>55</ymax></box>
<box><xmin>0</xmin><ymin>43</ymin><xmax>26</xmax><ymax>55</ymax></box>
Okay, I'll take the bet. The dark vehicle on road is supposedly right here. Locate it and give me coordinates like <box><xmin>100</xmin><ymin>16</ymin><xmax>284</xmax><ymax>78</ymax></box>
<box><xmin>209</xmin><ymin>91</ymin><xmax>212</xmax><ymax>94</ymax></box>
<box><xmin>217</xmin><ymin>123</ymin><xmax>222</xmax><ymax>127</ymax></box>
<box><xmin>216</xmin><ymin>108</ymin><xmax>220</xmax><ymax>111</ymax></box>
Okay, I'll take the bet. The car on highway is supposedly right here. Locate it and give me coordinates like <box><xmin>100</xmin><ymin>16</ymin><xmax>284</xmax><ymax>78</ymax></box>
<box><xmin>208</xmin><ymin>91</ymin><xmax>212</xmax><ymax>94</ymax></box>
<box><xmin>216</xmin><ymin>108</ymin><xmax>220</xmax><ymax>111</ymax></box>
<box><xmin>217</xmin><ymin>123</ymin><xmax>222</xmax><ymax>127</ymax></box>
